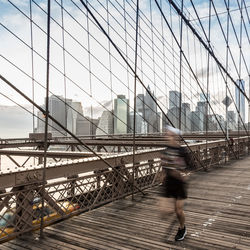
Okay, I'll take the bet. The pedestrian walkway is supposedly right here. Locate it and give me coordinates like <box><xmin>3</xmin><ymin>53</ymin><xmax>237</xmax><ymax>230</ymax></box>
<box><xmin>2</xmin><ymin>157</ymin><xmax>250</xmax><ymax>249</ymax></box>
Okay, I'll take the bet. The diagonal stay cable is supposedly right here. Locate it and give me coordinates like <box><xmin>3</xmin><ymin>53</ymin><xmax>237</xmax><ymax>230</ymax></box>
<box><xmin>242</xmin><ymin>0</ymin><xmax>250</xmax><ymax>23</ymax></box>
<box><xmin>220</xmin><ymin>0</ymin><xmax>250</xmax><ymax>77</ymax></box>
<box><xmin>53</xmin><ymin>0</ymin><xmax>208</xmax><ymax>132</ymax></box>
<box><xmin>79</xmin><ymin>0</ymin><xmax>206</xmax><ymax>170</ymax></box>
<box><xmin>236</xmin><ymin>0</ymin><xmax>250</xmax><ymax>44</ymax></box>
<box><xmin>166</xmin><ymin>0</ymin><xmax>250</xmax><ymax>103</ymax></box>
<box><xmin>189</xmin><ymin>0</ymin><xmax>249</xmax><ymax>136</ymax></box>
<box><xmin>155</xmin><ymin>0</ymin><xmax>238</xmax><ymax>159</ymax></box>
<box><xmin>0</xmin><ymin>74</ymin><xmax>146</xmax><ymax>195</ymax></box>
<box><xmin>6</xmin><ymin>0</ymin><xmax>162</xmax><ymax>134</ymax></box>
<box><xmin>223</xmin><ymin>0</ymin><xmax>249</xmax><ymax>65</ymax></box>
<box><xmin>188</xmin><ymin>0</ymin><xmax>249</xmax><ymax>136</ymax></box>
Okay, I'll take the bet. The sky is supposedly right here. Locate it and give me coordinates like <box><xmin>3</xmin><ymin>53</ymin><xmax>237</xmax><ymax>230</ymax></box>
<box><xmin>0</xmin><ymin>0</ymin><xmax>249</xmax><ymax>137</ymax></box>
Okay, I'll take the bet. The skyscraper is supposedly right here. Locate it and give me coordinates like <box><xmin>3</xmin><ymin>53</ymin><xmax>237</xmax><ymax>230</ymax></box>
<box><xmin>228</xmin><ymin>111</ymin><xmax>236</xmax><ymax>130</ymax></box>
<box><xmin>167</xmin><ymin>107</ymin><xmax>179</xmax><ymax>129</ymax></box>
<box><xmin>114</xmin><ymin>95</ymin><xmax>129</xmax><ymax>134</ymax></box>
<box><xmin>36</xmin><ymin>96</ymin><xmax>93</xmax><ymax>137</ymax></box>
<box><xmin>67</xmin><ymin>101</ymin><xmax>83</xmax><ymax>135</ymax></box>
<box><xmin>191</xmin><ymin>111</ymin><xmax>202</xmax><ymax>131</ymax></box>
<box><xmin>136</xmin><ymin>94</ymin><xmax>145</xmax><ymax>117</ymax></box>
<box><xmin>76</xmin><ymin>116</ymin><xmax>99</xmax><ymax>136</ymax></box>
<box><xmin>47</xmin><ymin>95</ymin><xmax>68</xmax><ymax>136</ymax></box>
<box><xmin>181</xmin><ymin>103</ymin><xmax>191</xmax><ymax>131</ymax></box>
<box><xmin>235</xmin><ymin>79</ymin><xmax>245</xmax><ymax>124</ymax></box>
<box><xmin>129</xmin><ymin>111</ymin><xmax>148</xmax><ymax>134</ymax></box>
<box><xmin>144</xmin><ymin>86</ymin><xmax>158</xmax><ymax>133</ymax></box>
<box><xmin>166</xmin><ymin>91</ymin><xmax>182</xmax><ymax>129</ymax></box>
<box><xmin>96</xmin><ymin>110</ymin><xmax>114</xmax><ymax>136</ymax></box>
<box><xmin>169</xmin><ymin>91</ymin><xmax>181</xmax><ymax>109</ymax></box>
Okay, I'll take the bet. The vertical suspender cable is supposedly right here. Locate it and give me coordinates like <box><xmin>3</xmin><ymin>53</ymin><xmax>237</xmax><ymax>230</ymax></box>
<box><xmin>40</xmin><ymin>0</ymin><xmax>51</xmax><ymax>237</ymax></box>
<box><xmin>149</xmin><ymin>0</ymin><xmax>158</xmax><ymax>132</ymax></box>
<box><xmin>205</xmin><ymin>0</ymin><xmax>212</xmax><ymax>167</ymax></box>
<box><xmin>123</xmin><ymin>0</ymin><xmax>133</xmax><ymax>134</ymax></box>
<box><xmin>186</xmin><ymin>22</ymin><xmax>191</xmax><ymax>132</ymax></box>
<box><xmin>155</xmin><ymin>0</ymin><xmax>237</xmax><ymax>159</ymax></box>
<box><xmin>61</xmin><ymin>0</ymin><xmax>67</xmax><ymax>136</ymax></box>
<box><xmin>106</xmin><ymin>0</ymin><xmax>114</xmax><ymax>135</ymax></box>
<box><xmin>178</xmin><ymin>0</ymin><xmax>183</xmax><ymax>130</ymax></box>
<box><xmin>160</xmin><ymin>0</ymin><xmax>167</xmax><ymax>132</ymax></box>
<box><xmin>225</xmin><ymin>0</ymin><xmax>230</xmax><ymax>161</ymax></box>
<box><xmin>138</xmin><ymin>9</ymin><xmax>146</xmax><ymax>129</ymax></box>
<box><xmin>132</xmin><ymin>0</ymin><xmax>139</xmax><ymax>199</ymax></box>
<box><xmin>238</xmin><ymin>0</ymin><xmax>244</xmax><ymax>157</ymax></box>
<box><xmin>79</xmin><ymin>0</ymin><xmax>205</xmax><ymax>169</ymax></box>
<box><xmin>170</xmin><ymin>4</ymin><xmax>176</xmax><ymax>89</ymax></box>
<box><xmin>86</xmin><ymin>0</ymin><xmax>93</xmax><ymax>138</ymax></box>
<box><xmin>29</xmin><ymin>0</ymin><xmax>35</xmax><ymax>167</ymax></box>
<box><xmin>29</xmin><ymin>0</ymin><xmax>35</xmax><ymax>133</ymax></box>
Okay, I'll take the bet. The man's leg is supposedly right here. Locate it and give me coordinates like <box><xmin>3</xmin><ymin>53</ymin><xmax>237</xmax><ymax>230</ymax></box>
<box><xmin>175</xmin><ymin>199</ymin><xmax>185</xmax><ymax>228</ymax></box>
<box><xmin>174</xmin><ymin>199</ymin><xmax>187</xmax><ymax>241</ymax></box>
<box><xmin>158</xmin><ymin>197</ymin><xmax>175</xmax><ymax>218</ymax></box>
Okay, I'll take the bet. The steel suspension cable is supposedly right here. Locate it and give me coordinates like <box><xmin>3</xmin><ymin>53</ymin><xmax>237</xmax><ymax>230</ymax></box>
<box><xmin>132</xmin><ymin>0</ymin><xmax>139</xmax><ymax>199</ymax></box>
<box><xmin>29</xmin><ymin>0</ymin><xmax>160</xmax><ymax>134</ymax></box>
<box><xmin>242</xmin><ymin>0</ymin><xmax>250</xmax><ymax>23</ymax></box>
<box><xmin>60</xmin><ymin>0</ymin><xmax>67</xmax><ymax>136</ymax></box>
<box><xmin>166</xmin><ymin>0</ymin><xmax>250</xmax><ymax>103</ymax></box>
<box><xmin>29</xmin><ymin>0</ymin><xmax>35</xmax><ymax>134</ymax></box>
<box><xmin>169</xmin><ymin>0</ymin><xmax>249</xmax><ymax>136</ymax></box>
<box><xmin>74</xmin><ymin>0</ymin><xmax>209</xmax><ymax>131</ymax></box>
<box><xmin>72</xmin><ymin>0</ymin><xmax>209</xmax><ymax>130</ymax></box>
<box><xmin>178</xmin><ymin>0</ymin><xmax>184</xmax><ymax>130</ymax></box>
<box><xmin>222</xmin><ymin>0</ymin><xmax>249</xmax><ymax>78</ymax></box>
<box><xmin>236</xmin><ymin>0</ymin><xmax>250</xmax><ymax>44</ymax></box>
<box><xmin>205</xmin><ymin>0</ymin><xmax>212</xmax><ymax>164</ymax></box>
<box><xmin>155</xmin><ymin>0</ymin><xmax>238</xmax><ymax>159</ymax></box>
<box><xmin>79</xmin><ymin>0</ymin><xmax>206</xmax><ymax>169</ymax></box>
<box><xmin>1</xmin><ymin>2</ymin><xmax>153</xmax><ymax>135</ymax></box>
<box><xmin>105</xmin><ymin>0</ymin><xmax>114</xmax><ymax>134</ymax></box>
<box><xmin>210</xmin><ymin>1</ymin><xmax>250</xmax><ymax>82</ymax></box>
<box><xmin>208</xmin><ymin>1</ymin><xmax>249</xmax><ymax>135</ymax></box>
<box><xmin>86</xmin><ymin>0</ymin><xmax>94</xmax><ymax>137</ymax></box>
<box><xmin>225</xmin><ymin>0</ymin><xmax>230</xmax><ymax>140</ymax></box>
<box><xmin>40</xmin><ymin>0</ymin><xmax>51</xmax><ymax>237</ymax></box>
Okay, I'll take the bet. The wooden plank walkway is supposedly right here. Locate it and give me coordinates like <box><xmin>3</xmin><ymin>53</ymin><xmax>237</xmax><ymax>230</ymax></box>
<box><xmin>2</xmin><ymin>157</ymin><xmax>250</xmax><ymax>249</ymax></box>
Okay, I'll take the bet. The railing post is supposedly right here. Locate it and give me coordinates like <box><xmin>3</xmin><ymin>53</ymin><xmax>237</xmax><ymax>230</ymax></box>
<box><xmin>67</xmin><ymin>175</ymin><xmax>78</xmax><ymax>198</ymax></box>
<box><xmin>148</xmin><ymin>159</ymin><xmax>154</xmax><ymax>175</ymax></box>
<box><xmin>38</xmin><ymin>145</ymin><xmax>44</xmax><ymax>165</ymax></box>
<box><xmin>67</xmin><ymin>145</ymin><xmax>78</xmax><ymax>198</ymax></box>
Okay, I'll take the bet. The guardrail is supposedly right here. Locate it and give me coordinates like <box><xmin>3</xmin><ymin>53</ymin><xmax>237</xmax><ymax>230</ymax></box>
<box><xmin>0</xmin><ymin>137</ymin><xmax>249</xmax><ymax>242</ymax></box>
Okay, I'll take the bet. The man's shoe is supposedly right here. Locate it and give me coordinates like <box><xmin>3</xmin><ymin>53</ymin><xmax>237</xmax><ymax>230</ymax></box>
<box><xmin>175</xmin><ymin>226</ymin><xmax>187</xmax><ymax>241</ymax></box>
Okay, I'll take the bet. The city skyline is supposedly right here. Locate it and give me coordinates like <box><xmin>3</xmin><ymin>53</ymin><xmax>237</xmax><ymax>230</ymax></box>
<box><xmin>33</xmin><ymin>87</ymin><xmax>242</xmax><ymax>138</ymax></box>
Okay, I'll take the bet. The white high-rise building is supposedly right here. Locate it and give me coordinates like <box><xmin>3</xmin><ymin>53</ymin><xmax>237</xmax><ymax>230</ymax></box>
<box><xmin>96</xmin><ymin>111</ymin><xmax>114</xmax><ymax>136</ymax></box>
<box><xmin>169</xmin><ymin>91</ymin><xmax>181</xmax><ymax>109</ymax></box>
<box><xmin>235</xmin><ymin>79</ymin><xmax>245</xmax><ymax>124</ymax></box>
<box><xmin>114</xmin><ymin>95</ymin><xmax>129</xmax><ymax>134</ymax></box>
